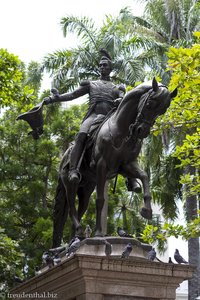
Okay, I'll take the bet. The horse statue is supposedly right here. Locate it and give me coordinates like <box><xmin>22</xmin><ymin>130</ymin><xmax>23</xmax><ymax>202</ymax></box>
<box><xmin>52</xmin><ymin>78</ymin><xmax>177</xmax><ymax>247</ymax></box>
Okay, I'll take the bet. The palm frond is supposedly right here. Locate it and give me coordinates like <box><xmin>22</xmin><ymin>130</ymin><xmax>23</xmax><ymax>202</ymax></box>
<box><xmin>60</xmin><ymin>15</ymin><xmax>98</xmax><ymax>49</ymax></box>
<box><xmin>42</xmin><ymin>50</ymin><xmax>73</xmax><ymax>75</ymax></box>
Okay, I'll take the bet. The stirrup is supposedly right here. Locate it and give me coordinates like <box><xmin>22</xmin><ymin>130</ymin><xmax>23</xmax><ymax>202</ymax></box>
<box><xmin>68</xmin><ymin>169</ymin><xmax>82</xmax><ymax>183</ymax></box>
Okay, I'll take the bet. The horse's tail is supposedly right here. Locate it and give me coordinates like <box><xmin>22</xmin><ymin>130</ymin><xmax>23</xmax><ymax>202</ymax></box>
<box><xmin>52</xmin><ymin>176</ymin><xmax>68</xmax><ymax>248</ymax></box>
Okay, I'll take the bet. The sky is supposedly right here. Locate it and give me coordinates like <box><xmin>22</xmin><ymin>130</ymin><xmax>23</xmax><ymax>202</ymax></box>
<box><xmin>0</xmin><ymin>0</ymin><xmax>145</xmax><ymax>64</ymax></box>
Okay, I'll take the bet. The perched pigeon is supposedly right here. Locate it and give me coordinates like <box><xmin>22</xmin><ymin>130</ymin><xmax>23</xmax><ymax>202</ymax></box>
<box><xmin>117</xmin><ymin>227</ymin><xmax>132</xmax><ymax>238</ymax></box>
<box><xmin>23</xmin><ymin>263</ymin><xmax>29</xmax><ymax>276</ymax></box>
<box><xmin>174</xmin><ymin>249</ymin><xmax>188</xmax><ymax>264</ymax></box>
<box><xmin>68</xmin><ymin>237</ymin><xmax>76</xmax><ymax>247</ymax></box>
<box><xmin>168</xmin><ymin>257</ymin><xmax>174</xmax><ymax>264</ymax></box>
<box><xmin>42</xmin><ymin>251</ymin><xmax>54</xmax><ymax>268</ymax></box>
<box><xmin>148</xmin><ymin>248</ymin><xmax>156</xmax><ymax>261</ymax></box>
<box><xmin>53</xmin><ymin>254</ymin><xmax>61</xmax><ymax>266</ymax></box>
<box><xmin>66</xmin><ymin>237</ymin><xmax>81</xmax><ymax>258</ymax></box>
<box><xmin>14</xmin><ymin>276</ymin><xmax>24</xmax><ymax>283</ymax></box>
<box><xmin>42</xmin><ymin>251</ymin><xmax>49</xmax><ymax>264</ymax></box>
<box><xmin>35</xmin><ymin>266</ymin><xmax>42</xmax><ymax>276</ymax></box>
<box><xmin>121</xmin><ymin>243</ymin><xmax>133</xmax><ymax>258</ymax></box>
<box><xmin>104</xmin><ymin>240</ymin><xmax>112</xmax><ymax>257</ymax></box>
<box><xmin>84</xmin><ymin>224</ymin><xmax>92</xmax><ymax>238</ymax></box>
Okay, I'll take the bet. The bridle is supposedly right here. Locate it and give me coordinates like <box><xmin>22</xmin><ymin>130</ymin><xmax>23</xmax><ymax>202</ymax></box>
<box><xmin>135</xmin><ymin>84</ymin><xmax>167</xmax><ymax>127</ymax></box>
<box><xmin>108</xmin><ymin>85</ymin><xmax>167</xmax><ymax>150</ymax></box>
<box><xmin>135</xmin><ymin>89</ymin><xmax>156</xmax><ymax>127</ymax></box>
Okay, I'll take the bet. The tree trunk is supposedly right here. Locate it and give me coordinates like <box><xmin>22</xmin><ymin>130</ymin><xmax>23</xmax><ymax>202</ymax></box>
<box><xmin>185</xmin><ymin>166</ymin><xmax>200</xmax><ymax>299</ymax></box>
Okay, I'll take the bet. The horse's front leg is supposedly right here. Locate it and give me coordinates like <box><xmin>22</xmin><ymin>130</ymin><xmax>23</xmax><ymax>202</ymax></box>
<box><xmin>139</xmin><ymin>171</ymin><xmax>152</xmax><ymax>220</ymax></box>
<box><xmin>95</xmin><ymin>157</ymin><xmax>107</xmax><ymax>236</ymax></box>
<box><xmin>122</xmin><ymin>161</ymin><xmax>152</xmax><ymax>220</ymax></box>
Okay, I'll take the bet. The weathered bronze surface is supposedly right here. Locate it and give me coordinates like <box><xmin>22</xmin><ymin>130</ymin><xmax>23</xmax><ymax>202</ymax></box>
<box><xmin>51</xmin><ymin>77</ymin><xmax>177</xmax><ymax>247</ymax></box>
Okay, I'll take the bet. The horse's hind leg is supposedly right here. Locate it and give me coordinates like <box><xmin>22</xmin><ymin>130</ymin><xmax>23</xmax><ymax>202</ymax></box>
<box><xmin>69</xmin><ymin>182</ymin><xmax>95</xmax><ymax>238</ymax></box>
<box><xmin>122</xmin><ymin>161</ymin><xmax>152</xmax><ymax>219</ymax></box>
<box><xmin>61</xmin><ymin>171</ymin><xmax>83</xmax><ymax>236</ymax></box>
<box><xmin>52</xmin><ymin>177</ymin><xmax>69</xmax><ymax>247</ymax></box>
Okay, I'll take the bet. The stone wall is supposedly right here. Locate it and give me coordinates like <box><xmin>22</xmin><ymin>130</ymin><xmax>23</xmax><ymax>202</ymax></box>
<box><xmin>11</xmin><ymin>254</ymin><xmax>195</xmax><ymax>300</ymax></box>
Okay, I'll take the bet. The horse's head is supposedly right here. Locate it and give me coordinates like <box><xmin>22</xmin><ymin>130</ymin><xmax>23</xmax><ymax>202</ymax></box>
<box><xmin>135</xmin><ymin>78</ymin><xmax>177</xmax><ymax>138</ymax></box>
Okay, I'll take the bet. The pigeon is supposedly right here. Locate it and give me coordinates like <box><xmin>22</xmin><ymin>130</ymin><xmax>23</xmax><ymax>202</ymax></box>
<box><xmin>174</xmin><ymin>249</ymin><xmax>188</xmax><ymax>264</ymax></box>
<box><xmin>66</xmin><ymin>237</ymin><xmax>81</xmax><ymax>258</ymax></box>
<box><xmin>35</xmin><ymin>266</ymin><xmax>42</xmax><ymax>276</ymax></box>
<box><xmin>14</xmin><ymin>276</ymin><xmax>24</xmax><ymax>283</ymax></box>
<box><xmin>168</xmin><ymin>257</ymin><xmax>174</xmax><ymax>264</ymax></box>
<box><xmin>148</xmin><ymin>248</ymin><xmax>156</xmax><ymax>261</ymax></box>
<box><xmin>104</xmin><ymin>240</ymin><xmax>112</xmax><ymax>257</ymax></box>
<box><xmin>53</xmin><ymin>254</ymin><xmax>61</xmax><ymax>266</ymax></box>
<box><xmin>84</xmin><ymin>224</ymin><xmax>92</xmax><ymax>238</ymax></box>
<box><xmin>23</xmin><ymin>263</ymin><xmax>29</xmax><ymax>276</ymax></box>
<box><xmin>68</xmin><ymin>237</ymin><xmax>76</xmax><ymax>247</ymax></box>
<box><xmin>117</xmin><ymin>227</ymin><xmax>132</xmax><ymax>238</ymax></box>
<box><xmin>121</xmin><ymin>243</ymin><xmax>133</xmax><ymax>258</ymax></box>
<box><xmin>42</xmin><ymin>251</ymin><xmax>54</xmax><ymax>268</ymax></box>
<box><xmin>42</xmin><ymin>251</ymin><xmax>49</xmax><ymax>264</ymax></box>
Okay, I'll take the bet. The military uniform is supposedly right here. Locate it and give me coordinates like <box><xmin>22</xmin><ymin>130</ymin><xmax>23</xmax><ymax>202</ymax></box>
<box><xmin>79</xmin><ymin>79</ymin><xmax>125</xmax><ymax>133</ymax></box>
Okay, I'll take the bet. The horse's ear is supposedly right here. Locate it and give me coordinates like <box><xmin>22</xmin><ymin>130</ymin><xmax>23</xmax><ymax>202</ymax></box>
<box><xmin>152</xmin><ymin>77</ymin><xmax>158</xmax><ymax>92</ymax></box>
<box><xmin>170</xmin><ymin>87</ymin><xmax>178</xmax><ymax>99</ymax></box>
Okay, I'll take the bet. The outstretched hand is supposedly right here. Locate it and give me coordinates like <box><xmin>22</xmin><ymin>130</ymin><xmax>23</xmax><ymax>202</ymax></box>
<box><xmin>43</xmin><ymin>96</ymin><xmax>52</xmax><ymax>105</ymax></box>
<box><xmin>43</xmin><ymin>88</ymin><xmax>60</xmax><ymax>105</ymax></box>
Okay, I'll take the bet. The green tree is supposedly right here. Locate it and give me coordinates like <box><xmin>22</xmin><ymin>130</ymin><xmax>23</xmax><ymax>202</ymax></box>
<box><xmin>0</xmin><ymin>49</ymin><xmax>37</xmax><ymax>110</ymax></box>
<box><xmin>0</xmin><ymin>48</ymin><xmax>88</xmax><ymax>286</ymax></box>
<box><xmin>0</xmin><ymin>228</ymin><xmax>23</xmax><ymax>293</ymax></box>
<box><xmin>0</xmin><ymin>100</ymin><xmax>88</xmax><ymax>280</ymax></box>
<box><xmin>164</xmin><ymin>36</ymin><xmax>200</xmax><ymax>299</ymax></box>
<box><xmin>142</xmin><ymin>34</ymin><xmax>200</xmax><ymax>298</ymax></box>
<box><xmin>143</xmin><ymin>0</ymin><xmax>200</xmax><ymax>44</ymax></box>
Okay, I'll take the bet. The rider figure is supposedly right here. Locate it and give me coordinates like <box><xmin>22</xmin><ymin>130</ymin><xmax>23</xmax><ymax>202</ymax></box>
<box><xmin>44</xmin><ymin>52</ymin><xmax>125</xmax><ymax>183</ymax></box>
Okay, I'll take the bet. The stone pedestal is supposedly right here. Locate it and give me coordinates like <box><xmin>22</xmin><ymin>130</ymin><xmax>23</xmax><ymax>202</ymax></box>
<box><xmin>11</xmin><ymin>238</ymin><xmax>195</xmax><ymax>300</ymax></box>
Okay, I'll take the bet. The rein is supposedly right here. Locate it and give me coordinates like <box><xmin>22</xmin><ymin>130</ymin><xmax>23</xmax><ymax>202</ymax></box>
<box><xmin>108</xmin><ymin>118</ymin><xmax>138</xmax><ymax>151</ymax></box>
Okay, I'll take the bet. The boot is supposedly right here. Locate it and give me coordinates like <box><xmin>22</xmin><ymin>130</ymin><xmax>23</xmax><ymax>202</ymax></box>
<box><xmin>68</xmin><ymin>132</ymin><xmax>87</xmax><ymax>183</ymax></box>
<box><xmin>125</xmin><ymin>178</ymin><xmax>142</xmax><ymax>193</ymax></box>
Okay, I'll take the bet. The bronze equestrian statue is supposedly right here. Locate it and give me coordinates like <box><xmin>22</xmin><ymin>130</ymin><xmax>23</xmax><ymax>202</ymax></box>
<box><xmin>45</xmin><ymin>77</ymin><xmax>177</xmax><ymax>247</ymax></box>
<box><xmin>17</xmin><ymin>51</ymin><xmax>177</xmax><ymax>247</ymax></box>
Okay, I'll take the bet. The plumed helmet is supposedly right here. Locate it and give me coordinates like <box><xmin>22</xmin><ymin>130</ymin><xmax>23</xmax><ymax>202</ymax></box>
<box><xmin>99</xmin><ymin>48</ymin><xmax>112</xmax><ymax>69</ymax></box>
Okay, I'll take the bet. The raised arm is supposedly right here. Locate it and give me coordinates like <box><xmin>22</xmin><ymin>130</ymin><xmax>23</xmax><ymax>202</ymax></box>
<box><xmin>44</xmin><ymin>81</ymin><xmax>90</xmax><ymax>105</ymax></box>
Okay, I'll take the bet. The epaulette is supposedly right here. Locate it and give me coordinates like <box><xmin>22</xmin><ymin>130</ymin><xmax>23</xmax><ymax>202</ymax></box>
<box><xmin>80</xmin><ymin>80</ymin><xmax>90</xmax><ymax>86</ymax></box>
<box><xmin>118</xmin><ymin>84</ymin><xmax>126</xmax><ymax>92</ymax></box>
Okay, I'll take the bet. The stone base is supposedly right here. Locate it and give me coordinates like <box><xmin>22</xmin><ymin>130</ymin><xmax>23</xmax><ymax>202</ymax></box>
<box><xmin>11</xmin><ymin>253</ymin><xmax>195</xmax><ymax>300</ymax></box>
<box><xmin>74</xmin><ymin>236</ymin><xmax>152</xmax><ymax>258</ymax></box>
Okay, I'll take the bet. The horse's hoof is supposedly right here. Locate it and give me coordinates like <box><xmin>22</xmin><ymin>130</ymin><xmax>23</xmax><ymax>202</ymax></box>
<box><xmin>94</xmin><ymin>231</ymin><xmax>104</xmax><ymax>237</ymax></box>
<box><xmin>140</xmin><ymin>207</ymin><xmax>152</xmax><ymax>219</ymax></box>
